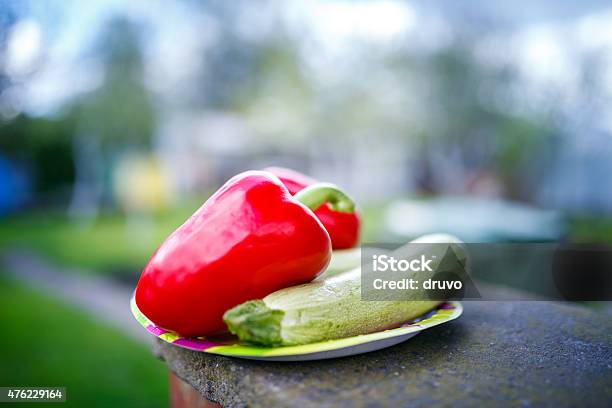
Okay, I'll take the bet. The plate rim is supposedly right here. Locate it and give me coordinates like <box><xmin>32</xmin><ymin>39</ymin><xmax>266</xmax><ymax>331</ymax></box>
<box><xmin>130</xmin><ymin>295</ymin><xmax>463</xmax><ymax>358</ymax></box>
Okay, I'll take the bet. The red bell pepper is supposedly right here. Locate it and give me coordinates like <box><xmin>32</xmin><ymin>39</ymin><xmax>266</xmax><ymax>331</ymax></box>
<box><xmin>264</xmin><ymin>167</ymin><xmax>361</xmax><ymax>249</ymax></box>
<box><xmin>135</xmin><ymin>170</ymin><xmax>356</xmax><ymax>337</ymax></box>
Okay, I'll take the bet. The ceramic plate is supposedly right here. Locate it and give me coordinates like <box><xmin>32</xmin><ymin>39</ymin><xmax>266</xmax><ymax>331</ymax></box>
<box><xmin>131</xmin><ymin>297</ymin><xmax>462</xmax><ymax>361</ymax></box>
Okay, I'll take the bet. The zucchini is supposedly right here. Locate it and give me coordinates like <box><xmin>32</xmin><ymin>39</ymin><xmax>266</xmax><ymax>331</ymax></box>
<box><xmin>224</xmin><ymin>234</ymin><xmax>466</xmax><ymax>346</ymax></box>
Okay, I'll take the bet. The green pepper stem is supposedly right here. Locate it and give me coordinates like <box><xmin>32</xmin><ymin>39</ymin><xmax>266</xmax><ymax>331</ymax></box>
<box><xmin>294</xmin><ymin>183</ymin><xmax>356</xmax><ymax>213</ymax></box>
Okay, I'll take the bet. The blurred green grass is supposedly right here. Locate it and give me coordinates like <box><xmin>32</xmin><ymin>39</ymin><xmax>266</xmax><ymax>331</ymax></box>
<box><xmin>1</xmin><ymin>198</ymin><xmax>607</xmax><ymax>277</ymax></box>
<box><xmin>0</xmin><ymin>200</ymin><xmax>387</xmax><ymax>275</ymax></box>
<box><xmin>0</xmin><ymin>203</ymin><xmax>201</xmax><ymax>273</ymax></box>
<box><xmin>569</xmin><ymin>216</ymin><xmax>612</xmax><ymax>243</ymax></box>
<box><xmin>0</xmin><ymin>276</ymin><xmax>168</xmax><ymax>408</ymax></box>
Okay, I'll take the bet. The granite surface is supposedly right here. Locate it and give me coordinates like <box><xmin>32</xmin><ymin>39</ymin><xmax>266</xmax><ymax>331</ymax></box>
<box><xmin>155</xmin><ymin>300</ymin><xmax>612</xmax><ymax>407</ymax></box>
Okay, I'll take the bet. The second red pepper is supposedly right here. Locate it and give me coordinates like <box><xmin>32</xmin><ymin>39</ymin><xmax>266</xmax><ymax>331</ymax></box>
<box><xmin>265</xmin><ymin>167</ymin><xmax>361</xmax><ymax>249</ymax></box>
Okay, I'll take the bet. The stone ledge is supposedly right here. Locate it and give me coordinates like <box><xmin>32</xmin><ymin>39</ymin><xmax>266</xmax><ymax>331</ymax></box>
<box><xmin>155</xmin><ymin>300</ymin><xmax>612</xmax><ymax>408</ymax></box>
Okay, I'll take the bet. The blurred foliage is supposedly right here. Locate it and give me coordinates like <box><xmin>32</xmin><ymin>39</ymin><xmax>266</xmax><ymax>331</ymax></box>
<box><xmin>0</xmin><ymin>4</ymin><xmax>591</xmax><ymax>212</ymax></box>
<box><xmin>0</xmin><ymin>277</ymin><xmax>168</xmax><ymax>408</ymax></box>
<box><xmin>74</xmin><ymin>18</ymin><xmax>155</xmax><ymax>149</ymax></box>
<box><xmin>0</xmin><ymin>17</ymin><xmax>155</xmax><ymax>209</ymax></box>
<box><xmin>409</xmin><ymin>43</ymin><xmax>553</xmax><ymax>198</ymax></box>
<box><xmin>570</xmin><ymin>217</ymin><xmax>612</xmax><ymax>244</ymax></box>
<box><xmin>237</xmin><ymin>41</ymin><xmax>315</xmax><ymax>146</ymax></box>
<box><xmin>0</xmin><ymin>114</ymin><xmax>75</xmax><ymax>196</ymax></box>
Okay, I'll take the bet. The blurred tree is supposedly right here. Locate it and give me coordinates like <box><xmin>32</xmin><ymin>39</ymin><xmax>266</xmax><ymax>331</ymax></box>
<box><xmin>0</xmin><ymin>3</ymin><xmax>18</xmax><ymax>96</ymax></box>
<box><xmin>187</xmin><ymin>0</ymin><xmax>258</xmax><ymax>109</ymax></box>
<box><xmin>238</xmin><ymin>40</ymin><xmax>315</xmax><ymax>148</ymax></box>
<box><xmin>0</xmin><ymin>3</ymin><xmax>78</xmax><ymax>210</ymax></box>
<box><xmin>0</xmin><ymin>115</ymin><xmax>75</xmax><ymax>202</ymax></box>
<box><xmin>400</xmin><ymin>40</ymin><xmax>553</xmax><ymax>199</ymax></box>
<box><xmin>67</xmin><ymin>17</ymin><xmax>155</xmax><ymax>220</ymax></box>
<box><xmin>75</xmin><ymin>17</ymin><xmax>155</xmax><ymax>148</ymax></box>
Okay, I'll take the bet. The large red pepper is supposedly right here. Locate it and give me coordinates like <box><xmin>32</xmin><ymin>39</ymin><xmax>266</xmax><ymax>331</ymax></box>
<box><xmin>135</xmin><ymin>170</ymin><xmax>356</xmax><ymax>336</ymax></box>
<box><xmin>264</xmin><ymin>167</ymin><xmax>361</xmax><ymax>249</ymax></box>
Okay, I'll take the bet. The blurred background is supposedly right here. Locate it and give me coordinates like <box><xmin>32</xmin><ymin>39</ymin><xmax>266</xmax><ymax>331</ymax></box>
<box><xmin>1</xmin><ymin>0</ymin><xmax>611</xmax><ymax>406</ymax></box>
